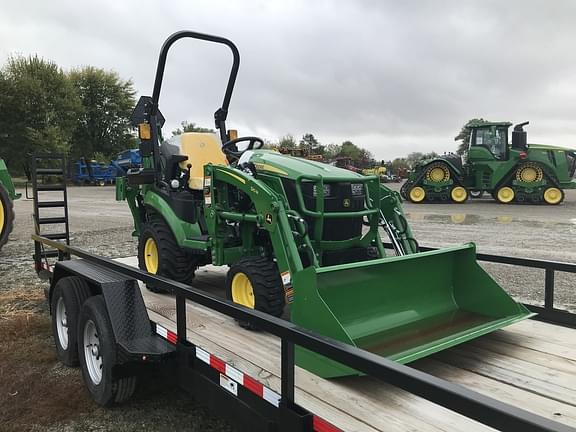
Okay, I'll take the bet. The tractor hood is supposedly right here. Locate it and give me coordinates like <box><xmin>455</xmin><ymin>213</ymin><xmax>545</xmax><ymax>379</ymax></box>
<box><xmin>239</xmin><ymin>150</ymin><xmax>365</xmax><ymax>180</ymax></box>
<box><xmin>528</xmin><ymin>143</ymin><xmax>576</xmax><ymax>153</ymax></box>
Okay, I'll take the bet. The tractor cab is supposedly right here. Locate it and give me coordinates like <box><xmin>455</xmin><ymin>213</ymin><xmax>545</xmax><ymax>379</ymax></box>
<box><xmin>467</xmin><ymin>122</ymin><xmax>512</xmax><ymax>162</ymax></box>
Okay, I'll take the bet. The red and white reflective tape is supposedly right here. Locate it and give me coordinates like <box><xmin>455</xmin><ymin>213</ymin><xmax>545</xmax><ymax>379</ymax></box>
<box><xmin>195</xmin><ymin>346</ymin><xmax>282</xmax><ymax>407</ymax></box>
<box><xmin>313</xmin><ymin>415</ymin><xmax>342</xmax><ymax>432</ymax></box>
<box><xmin>153</xmin><ymin>322</ymin><xmax>342</xmax><ymax>432</ymax></box>
<box><xmin>36</xmin><ymin>262</ymin><xmax>54</xmax><ymax>273</ymax></box>
<box><xmin>154</xmin><ymin>323</ymin><xmax>178</xmax><ymax>345</ymax></box>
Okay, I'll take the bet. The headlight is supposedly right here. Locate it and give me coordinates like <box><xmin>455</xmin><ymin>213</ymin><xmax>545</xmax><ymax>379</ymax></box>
<box><xmin>312</xmin><ymin>184</ymin><xmax>331</xmax><ymax>197</ymax></box>
<box><xmin>351</xmin><ymin>183</ymin><xmax>364</xmax><ymax>195</ymax></box>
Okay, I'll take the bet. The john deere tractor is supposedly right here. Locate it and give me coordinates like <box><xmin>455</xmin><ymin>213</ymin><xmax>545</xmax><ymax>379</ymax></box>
<box><xmin>117</xmin><ymin>31</ymin><xmax>532</xmax><ymax>378</ymax></box>
<box><xmin>401</xmin><ymin>121</ymin><xmax>576</xmax><ymax>204</ymax></box>
<box><xmin>0</xmin><ymin>158</ymin><xmax>20</xmax><ymax>250</ymax></box>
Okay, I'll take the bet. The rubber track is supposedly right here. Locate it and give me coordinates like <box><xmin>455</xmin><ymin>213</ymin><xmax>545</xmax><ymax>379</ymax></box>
<box><xmin>401</xmin><ymin>161</ymin><xmax>464</xmax><ymax>202</ymax></box>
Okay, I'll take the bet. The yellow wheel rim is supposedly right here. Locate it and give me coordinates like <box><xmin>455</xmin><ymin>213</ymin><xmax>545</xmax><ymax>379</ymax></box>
<box><xmin>231</xmin><ymin>273</ymin><xmax>255</xmax><ymax>308</ymax></box>
<box><xmin>451</xmin><ymin>186</ymin><xmax>468</xmax><ymax>203</ymax></box>
<box><xmin>497</xmin><ymin>187</ymin><xmax>515</xmax><ymax>203</ymax></box>
<box><xmin>543</xmin><ymin>187</ymin><xmax>562</xmax><ymax>204</ymax></box>
<box><xmin>516</xmin><ymin>164</ymin><xmax>543</xmax><ymax>183</ymax></box>
<box><xmin>409</xmin><ymin>186</ymin><xmax>426</xmax><ymax>203</ymax></box>
<box><xmin>144</xmin><ymin>238</ymin><xmax>159</xmax><ymax>274</ymax></box>
<box><xmin>0</xmin><ymin>197</ymin><xmax>4</xmax><ymax>234</ymax></box>
<box><xmin>427</xmin><ymin>166</ymin><xmax>450</xmax><ymax>182</ymax></box>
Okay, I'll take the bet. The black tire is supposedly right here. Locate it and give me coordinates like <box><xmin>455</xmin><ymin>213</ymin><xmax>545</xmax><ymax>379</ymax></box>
<box><xmin>78</xmin><ymin>295</ymin><xmax>137</xmax><ymax>406</ymax></box>
<box><xmin>138</xmin><ymin>218</ymin><xmax>196</xmax><ymax>293</ymax></box>
<box><xmin>226</xmin><ymin>257</ymin><xmax>285</xmax><ymax>324</ymax></box>
<box><xmin>50</xmin><ymin>276</ymin><xmax>92</xmax><ymax>366</ymax></box>
<box><xmin>470</xmin><ymin>190</ymin><xmax>484</xmax><ymax>198</ymax></box>
<box><xmin>0</xmin><ymin>185</ymin><xmax>14</xmax><ymax>251</ymax></box>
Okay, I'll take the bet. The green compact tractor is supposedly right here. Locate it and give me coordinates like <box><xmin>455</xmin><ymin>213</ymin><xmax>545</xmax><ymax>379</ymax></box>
<box><xmin>401</xmin><ymin>121</ymin><xmax>576</xmax><ymax>204</ymax></box>
<box><xmin>117</xmin><ymin>31</ymin><xmax>532</xmax><ymax>378</ymax></box>
<box><xmin>0</xmin><ymin>158</ymin><xmax>20</xmax><ymax>250</ymax></box>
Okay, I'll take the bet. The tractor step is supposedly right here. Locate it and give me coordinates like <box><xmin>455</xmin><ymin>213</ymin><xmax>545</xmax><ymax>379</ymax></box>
<box><xmin>37</xmin><ymin>217</ymin><xmax>67</xmax><ymax>224</ymax></box>
<box><xmin>37</xmin><ymin>201</ymin><xmax>66</xmax><ymax>208</ymax></box>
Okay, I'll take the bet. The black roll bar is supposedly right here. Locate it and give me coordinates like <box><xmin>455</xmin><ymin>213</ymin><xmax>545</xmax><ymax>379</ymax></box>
<box><xmin>150</xmin><ymin>30</ymin><xmax>240</xmax><ymax>143</ymax></box>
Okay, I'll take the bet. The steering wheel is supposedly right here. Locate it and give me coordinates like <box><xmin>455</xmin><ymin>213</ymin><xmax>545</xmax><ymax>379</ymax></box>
<box><xmin>222</xmin><ymin>136</ymin><xmax>264</xmax><ymax>161</ymax></box>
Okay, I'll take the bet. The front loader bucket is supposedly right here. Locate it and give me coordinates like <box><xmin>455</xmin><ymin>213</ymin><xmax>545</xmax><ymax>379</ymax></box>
<box><xmin>292</xmin><ymin>244</ymin><xmax>533</xmax><ymax>378</ymax></box>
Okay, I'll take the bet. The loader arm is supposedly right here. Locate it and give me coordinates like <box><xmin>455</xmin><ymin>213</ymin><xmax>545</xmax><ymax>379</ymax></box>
<box><xmin>204</xmin><ymin>164</ymin><xmax>306</xmax><ymax>279</ymax></box>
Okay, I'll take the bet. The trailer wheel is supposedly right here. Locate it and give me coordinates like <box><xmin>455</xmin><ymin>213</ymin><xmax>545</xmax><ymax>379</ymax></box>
<box><xmin>0</xmin><ymin>185</ymin><xmax>14</xmax><ymax>251</ymax></box>
<box><xmin>226</xmin><ymin>257</ymin><xmax>285</xmax><ymax>327</ymax></box>
<box><xmin>78</xmin><ymin>295</ymin><xmax>137</xmax><ymax>406</ymax></box>
<box><xmin>51</xmin><ymin>276</ymin><xmax>92</xmax><ymax>366</ymax></box>
<box><xmin>138</xmin><ymin>218</ymin><xmax>196</xmax><ymax>293</ymax></box>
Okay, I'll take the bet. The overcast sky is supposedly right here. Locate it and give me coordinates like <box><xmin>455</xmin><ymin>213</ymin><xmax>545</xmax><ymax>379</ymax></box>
<box><xmin>1</xmin><ymin>0</ymin><xmax>576</xmax><ymax>159</ymax></box>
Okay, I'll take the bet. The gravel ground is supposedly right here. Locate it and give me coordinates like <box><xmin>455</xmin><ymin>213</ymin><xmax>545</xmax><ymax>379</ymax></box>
<box><xmin>0</xmin><ymin>184</ymin><xmax>574</xmax><ymax>431</ymax></box>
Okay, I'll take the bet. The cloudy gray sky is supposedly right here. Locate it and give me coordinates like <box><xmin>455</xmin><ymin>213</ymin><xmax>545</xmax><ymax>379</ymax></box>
<box><xmin>2</xmin><ymin>0</ymin><xmax>576</xmax><ymax>159</ymax></box>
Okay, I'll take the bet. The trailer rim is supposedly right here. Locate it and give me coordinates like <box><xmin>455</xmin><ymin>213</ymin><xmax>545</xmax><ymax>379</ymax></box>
<box><xmin>83</xmin><ymin>319</ymin><xmax>103</xmax><ymax>385</ymax></box>
<box><xmin>55</xmin><ymin>297</ymin><xmax>69</xmax><ymax>350</ymax></box>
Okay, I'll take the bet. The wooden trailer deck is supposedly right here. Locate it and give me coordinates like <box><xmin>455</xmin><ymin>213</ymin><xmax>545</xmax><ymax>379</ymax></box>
<box><xmin>118</xmin><ymin>259</ymin><xmax>576</xmax><ymax>431</ymax></box>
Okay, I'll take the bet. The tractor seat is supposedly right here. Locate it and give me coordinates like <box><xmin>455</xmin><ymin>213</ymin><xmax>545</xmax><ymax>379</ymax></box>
<box><xmin>161</xmin><ymin>132</ymin><xmax>228</xmax><ymax>190</ymax></box>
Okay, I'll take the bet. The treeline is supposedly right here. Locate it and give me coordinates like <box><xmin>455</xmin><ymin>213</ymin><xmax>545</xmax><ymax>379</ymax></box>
<box><xmin>0</xmin><ymin>55</ymin><xmax>136</xmax><ymax>175</ymax></box>
<box><xmin>0</xmin><ymin>54</ymin><xmax>447</xmax><ymax>176</ymax></box>
<box><xmin>267</xmin><ymin>133</ymin><xmax>376</xmax><ymax>168</ymax></box>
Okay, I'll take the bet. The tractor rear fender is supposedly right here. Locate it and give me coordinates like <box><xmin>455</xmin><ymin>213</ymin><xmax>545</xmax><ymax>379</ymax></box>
<box><xmin>142</xmin><ymin>191</ymin><xmax>205</xmax><ymax>250</ymax></box>
<box><xmin>0</xmin><ymin>159</ymin><xmax>19</xmax><ymax>200</ymax></box>
<box><xmin>204</xmin><ymin>164</ymin><xmax>304</xmax><ymax>277</ymax></box>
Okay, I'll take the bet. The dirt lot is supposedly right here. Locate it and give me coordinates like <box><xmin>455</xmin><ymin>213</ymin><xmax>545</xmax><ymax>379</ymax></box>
<box><xmin>0</xmin><ymin>184</ymin><xmax>575</xmax><ymax>431</ymax></box>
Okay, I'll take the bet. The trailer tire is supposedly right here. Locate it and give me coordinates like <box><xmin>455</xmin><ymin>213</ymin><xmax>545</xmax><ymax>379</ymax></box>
<box><xmin>138</xmin><ymin>219</ymin><xmax>196</xmax><ymax>294</ymax></box>
<box><xmin>226</xmin><ymin>257</ymin><xmax>285</xmax><ymax>328</ymax></box>
<box><xmin>0</xmin><ymin>185</ymin><xmax>14</xmax><ymax>251</ymax></box>
<box><xmin>51</xmin><ymin>276</ymin><xmax>92</xmax><ymax>366</ymax></box>
<box><xmin>78</xmin><ymin>295</ymin><xmax>137</xmax><ymax>406</ymax></box>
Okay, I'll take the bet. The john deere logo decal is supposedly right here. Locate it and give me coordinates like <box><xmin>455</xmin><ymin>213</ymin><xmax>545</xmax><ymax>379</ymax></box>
<box><xmin>343</xmin><ymin>198</ymin><xmax>351</xmax><ymax>208</ymax></box>
<box><xmin>265</xmin><ymin>213</ymin><xmax>273</xmax><ymax>224</ymax></box>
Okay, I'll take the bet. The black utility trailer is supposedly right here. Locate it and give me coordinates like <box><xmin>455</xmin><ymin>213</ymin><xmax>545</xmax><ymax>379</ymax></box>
<box><xmin>30</xmin><ymin>150</ymin><xmax>576</xmax><ymax>432</ymax></box>
<box><xmin>32</xmin><ymin>233</ymin><xmax>576</xmax><ymax>432</ymax></box>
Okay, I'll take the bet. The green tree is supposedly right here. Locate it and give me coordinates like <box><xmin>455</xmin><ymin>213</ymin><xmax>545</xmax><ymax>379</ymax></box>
<box><xmin>455</xmin><ymin>118</ymin><xmax>490</xmax><ymax>155</ymax></box>
<box><xmin>68</xmin><ymin>66</ymin><xmax>136</xmax><ymax>160</ymax></box>
<box><xmin>278</xmin><ymin>134</ymin><xmax>297</xmax><ymax>150</ymax></box>
<box><xmin>323</xmin><ymin>143</ymin><xmax>341</xmax><ymax>160</ymax></box>
<box><xmin>339</xmin><ymin>140</ymin><xmax>362</xmax><ymax>160</ymax></box>
<box><xmin>299</xmin><ymin>133</ymin><xmax>323</xmax><ymax>154</ymax></box>
<box><xmin>171</xmin><ymin>121</ymin><xmax>215</xmax><ymax>136</ymax></box>
<box><xmin>0</xmin><ymin>55</ymin><xmax>81</xmax><ymax>173</ymax></box>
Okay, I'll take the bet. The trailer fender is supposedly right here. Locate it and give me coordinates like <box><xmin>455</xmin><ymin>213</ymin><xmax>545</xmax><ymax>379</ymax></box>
<box><xmin>50</xmin><ymin>260</ymin><xmax>174</xmax><ymax>363</ymax></box>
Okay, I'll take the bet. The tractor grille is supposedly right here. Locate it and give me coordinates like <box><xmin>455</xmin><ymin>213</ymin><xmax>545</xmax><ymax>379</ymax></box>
<box><xmin>282</xmin><ymin>179</ymin><xmax>365</xmax><ymax>241</ymax></box>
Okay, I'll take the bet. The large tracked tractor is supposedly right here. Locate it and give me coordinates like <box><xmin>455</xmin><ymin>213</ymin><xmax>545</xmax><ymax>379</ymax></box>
<box><xmin>401</xmin><ymin>121</ymin><xmax>576</xmax><ymax>204</ymax></box>
<box><xmin>116</xmin><ymin>31</ymin><xmax>532</xmax><ymax>378</ymax></box>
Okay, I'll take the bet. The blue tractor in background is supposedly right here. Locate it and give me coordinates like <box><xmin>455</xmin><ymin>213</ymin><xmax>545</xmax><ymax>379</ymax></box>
<box><xmin>111</xmin><ymin>149</ymin><xmax>142</xmax><ymax>174</ymax></box>
<box><xmin>72</xmin><ymin>150</ymin><xmax>141</xmax><ymax>186</ymax></box>
<box><xmin>72</xmin><ymin>158</ymin><xmax>116</xmax><ymax>186</ymax></box>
